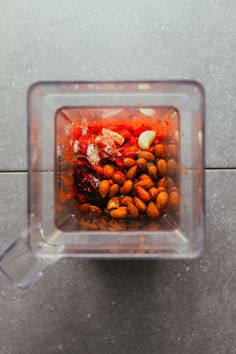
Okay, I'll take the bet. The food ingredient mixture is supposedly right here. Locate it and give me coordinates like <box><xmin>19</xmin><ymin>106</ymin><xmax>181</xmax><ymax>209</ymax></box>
<box><xmin>55</xmin><ymin>108</ymin><xmax>179</xmax><ymax>231</ymax></box>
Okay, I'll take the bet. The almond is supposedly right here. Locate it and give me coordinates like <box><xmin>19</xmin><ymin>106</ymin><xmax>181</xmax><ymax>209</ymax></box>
<box><xmin>108</xmin><ymin>219</ymin><xmax>127</xmax><ymax>231</ymax></box>
<box><xmin>167</xmin><ymin>159</ymin><xmax>177</xmax><ymax>176</ymax></box>
<box><xmin>126</xmin><ymin>165</ymin><xmax>138</xmax><ymax>180</ymax></box>
<box><xmin>166</xmin><ymin>177</ymin><xmax>175</xmax><ymax>189</ymax></box>
<box><xmin>157</xmin><ymin>159</ymin><xmax>167</xmax><ymax>176</ymax></box>
<box><xmin>139</xmin><ymin>173</ymin><xmax>150</xmax><ymax>180</ymax></box>
<box><xmin>154</xmin><ymin>144</ymin><xmax>165</xmax><ymax>159</ymax></box>
<box><xmin>137</xmin><ymin>157</ymin><xmax>147</xmax><ymax>171</ymax></box>
<box><xmin>103</xmin><ymin>164</ymin><xmax>115</xmax><ymax>178</ymax></box>
<box><xmin>157</xmin><ymin>186</ymin><xmax>167</xmax><ymax>193</ymax></box>
<box><xmin>134</xmin><ymin>197</ymin><xmax>147</xmax><ymax>213</ymax></box>
<box><xmin>107</xmin><ymin>197</ymin><xmax>120</xmax><ymax>210</ymax></box>
<box><xmin>169</xmin><ymin>191</ymin><xmax>180</xmax><ymax>209</ymax></box>
<box><xmin>156</xmin><ymin>191</ymin><xmax>168</xmax><ymax>211</ymax></box>
<box><xmin>158</xmin><ymin>177</ymin><xmax>167</xmax><ymax>188</ymax></box>
<box><xmin>121</xmin><ymin>196</ymin><xmax>134</xmax><ymax>206</ymax></box>
<box><xmin>129</xmin><ymin>220</ymin><xmax>140</xmax><ymax>230</ymax></box>
<box><xmin>79</xmin><ymin>216</ymin><xmax>99</xmax><ymax>230</ymax></box>
<box><xmin>98</xmin><ymin>217</ymin><xmax>108</xmax><ymax>230</ymax></box>
<box><xmin>123</xmin><ymin>157</ymin><xmax>136</xmax><ymax>168</ymax></box>
<box><xmin>99</xmin><ymin>180</ymin><xmax>110</xmax><ymax>198</ymax></box>
<box><xmin>89</xmin><ymin>205</ymin><xmax>102</xmax><ymax>217</ymax></box>
<box><xmin>136</xmin><ymin>178</ymin><xmax>154</xmax><ymax>190</ymax></box>
<box><xmin>147</xmin><ymin>201</ymin><xmax>160</xmax><ymax>219</ymax></box>
<box><xmin>120</xmin><ymin>180</ymin><xmax>134</xmax><ymax>195</ymax></box>
<box><xmin>149</xmin><ymin>187</ymin><xmax>159</xmax><ymax>201</ymax></box>
<box><xmin>78</xmin><ymin>203</ymin><xmax>91</xmax><ymax>215</ymax></box>
<box><xmin>138</xmin><ymin>151</ymin><xmax>155</xmax><ymax>162</ymax></box>
<box><xmin>136</xmin><ymin>186</ymin><xmax>151</xmax><ymax>203</ymax></box>
<box><xmin>148</xmin><ymin>164</ymin><xmax>158</xmax><ymax>180</ymax></box>
<box><xmin>112</xmin><ymin>171</ymin><xmax>126</xmax><ymax>185</ymax></box>
<box><xmin>166</xmin><ymin>143</ymin><xmax>177</xmax><ymax>158</ymax></box>
<box><xmin>127</xmin><ymin>202</ymin><xmax>139</xmax><ymax>218</ymax></box>
<box><xmin>110</xmin><ymin>206</ymin><xmax>128</xmax><ymax>219</ymax></box>
<box><xmin>109</xmin><ymin>183</ymin><xmax>119</xmax><ymax>197</ymax></box>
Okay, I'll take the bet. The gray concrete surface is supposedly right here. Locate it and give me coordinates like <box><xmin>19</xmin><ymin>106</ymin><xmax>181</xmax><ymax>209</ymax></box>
<box><xmin>0</xmin><ymin>1</ymin><xmax>236</xmax><ymax>353</ymax></box>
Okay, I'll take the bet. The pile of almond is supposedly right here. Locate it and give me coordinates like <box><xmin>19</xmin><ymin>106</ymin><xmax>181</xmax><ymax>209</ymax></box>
<box><xmin>78</xmin><ymin>132</ymin><xmax>179</xmax><ymax>231</ymax></box>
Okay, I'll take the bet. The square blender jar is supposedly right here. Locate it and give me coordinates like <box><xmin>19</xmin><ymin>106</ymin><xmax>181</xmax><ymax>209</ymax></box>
<box><xmin>0</xmin><ymin>81</ymin><xmax>205</xmax><ymax>288</ymax></box>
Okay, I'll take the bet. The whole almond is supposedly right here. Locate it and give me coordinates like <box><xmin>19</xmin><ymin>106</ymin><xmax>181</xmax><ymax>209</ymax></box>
<box><xmin>147</xmin><ymin>201</ymin><xmax>160</xmax><ymax>219</ymax></box>
<box><xmin>120</xmin><ymin>180</ymin><xmax>134</xmax><ymax>195</ymax></box>
<box><xmin>99</xmin><ymin>180</ymin><xmax>110</xmax><ymax>198</ymax></box>
<box><xmin>126</xmin><ymin>165</ymin><xmax>138</xmax><ymax>180</ymax></box>
<box><xmin>112</xmin><ymin>171</ymin><xmax>126</xmax><ymax>185</ymax></box>
<box><xmin>157</xmin><ymin>186</ymin><xmax>167</xmax><ymax>193</ymax></box>
<box><xmin>108</xmin><ymin>219</ymin><xmax>127</xmax><ymax>231</ymax></box>
<box><xmin>148</xmin><ymin>164</ymin><xmax>158</xmax><ymax>180</ymax></box>
<box><xmin>103</xmin><ymin>164</ymin><xmax>115</xmax><ymax>178</ymax></box>
<box><xmin>139</xmin><ymin>173</ymin><xmax>150</xmax><ymax>180</ymax></box>
<box><xmin>109</xmin><ymin>183</ymin><xmax>119</xmax><ymax>197</ymax></box>
<box><xmin>127</xmin><ymin>202</ymin><xmax>139</xmax><ymax>218</ymax></box>
<box><xmin>79</xmin><ymin>216</ymin><xmax>99</xmax><ymax>230</ymax></box>
<box><xmin>138</xmin><ymin>151</ymin><xmax>155</xmax><ymax>162</ymax></box>
<box><xmin>136</xmin><ymin>178</ymin><xmax>154</xmax><ymax>190</ymax></box>
<box><xmin>78</xmin><ymin>203</ymin><xmax>91</xmax><ymax>215</ymax></box>
<box><xmin>89</xmin><ymin>205</ymin><xmax>102</xmax><ymax>217</ymax></box>
<box><xmin>157</xmin><ymin>159</ymin><xmax>167</xmax><ymax>176</ymax></box>
<box><xmin>98</xmin><ymin>217</ymin><xmax>108</xmax><ymax>230</ymax></box>
<box><xmin>166</xmin><ymin>177</ymin><xmax>175</xmax><ymax>189</ymax></box>
<box><xmin>158</xmin><ymin>177</ymin><xmax>167</xmax><ymax>188</ymax></box>
<box><xmin>136</xmin><ymin>186</ymin><xmax>151</xmax><ymax>203</ymax></box>
<box><xmin>154</xmin><ymin>144</ymin><xmax>165</xmax><ymax>159</ymax></box>
<box><xmin>169</xmin><ymin>191</ymin><xmax>180</xmax><ymax>209</ymax></box>
<box><xmin>137</xmin><ymin>157</ymin><xmax>147</xmax><ymax>171</ymax></box>
<box><xmin>156</xmin><ymin>191</ymin><xmax>168</xmax><ymax>211</ymax></box>
<box><xmin>134</xmin><ymin>197</ymin><xmax>147</xmax><ymax>213</ymax></box>
<box><xmin>129</xmin><ymin>220</ymin><xmax>140</xmax><ymax>230</ymax></box>
<box><xmin>166</xmin><ymin>143</ymin><xmax>177</xmax><ymax>158</ymax></box>
<box><xmin>121</xmin><ymin>196</ymin><xmax>134</xmax><ymax>206</ymax></box>
<box><xmin>167</xmin><ymin>159</ymin><xmax>177</xmax><ymax>176</ymax></box>
<box><xmin>123</xmin><ymin>157</ymin><xmax>136</xmax><ymax>168</ymax></box>
<box><xmin>110</xmin><ymin>206</ymin><xmax>128</xmax><ymax>219</ymax></box>
<box><xmin>149</xmin><ymin>187</ymin><xmax>159</xmax><ymax>201</ymax></box>
<box><xmin>107</xmin><ymin>197</ymin><xmax>120</xmax><ymax>210</ymax></box>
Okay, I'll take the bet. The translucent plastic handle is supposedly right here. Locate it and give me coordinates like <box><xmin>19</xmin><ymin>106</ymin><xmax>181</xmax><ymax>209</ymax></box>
<box><xmin>0</xmin><ymin>232</ymin><xmax>55</xmax><ymax>288</ymax></box>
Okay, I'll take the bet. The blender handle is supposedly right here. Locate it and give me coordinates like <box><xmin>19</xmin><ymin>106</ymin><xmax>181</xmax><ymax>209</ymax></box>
<box><xmin>0</xmin><ymin>231</ymin><xmax>55</xmax><ymax>288</ymax></box>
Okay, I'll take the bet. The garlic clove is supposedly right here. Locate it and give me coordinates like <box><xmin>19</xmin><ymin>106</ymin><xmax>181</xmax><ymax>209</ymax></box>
<box><xmin>138</xmin><ymin>130</ymin><xmax>156</xmax><ymax>151</ymax></box>
<box><xmin>102</xmin><ymin>128</ymin><xmax>125</xmax><ymax>145</ymax></box>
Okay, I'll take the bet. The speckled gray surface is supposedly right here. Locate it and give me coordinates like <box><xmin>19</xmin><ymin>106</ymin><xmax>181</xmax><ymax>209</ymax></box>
<box><xmin>0</xmin><ymin>1</ymin><xmax>236</xmax><ymax>353</ymax></box>
<box><xmin>0</xmin><ymin>0</ymin><xmax>236</xmax><ymax>170</ymax></box>
<box><xmin>0</xmin><ymin>172</ymin><xmax>236</xmax><ymax>354</ymax></box>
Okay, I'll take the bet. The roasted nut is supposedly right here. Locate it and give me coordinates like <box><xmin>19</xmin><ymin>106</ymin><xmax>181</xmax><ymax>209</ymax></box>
<box><xmin>121</xmin><ymin>196</ymin><xmax>134</xmax><ymax>206</ymax></box>
<box><xmin>120</xmin><ymin>180</ymin><xmax>134</xmax><ymax>195</ymax></box>
<box><xmin>109</xmin><ymin>179</ymin><xmax>114</xmax><ymax>185</ymax></box>
<box><xmin>137</xmin><ymin>157</ymin><xmax>147</xmax><ymax>171</ymax></box>
<box><xmin>157</xmin><ymin>186</ymin><xmax>167</xmax><ymax>193</ymax></box>
<box><xmin>95</xmin><ymin>165</ymin><xmax>104</xmax><ymax>175</ymax></box>
<box><xmin>123</xmin><ymin>157</ymin><xmax>136</xmax><ymax>168</ymax></box>
<box><xmin>148</xmin><ymin>164</ymin><xmax>158</xmax><ymax>180</ymax></box>
<box><xmin>149</xmin><ymin>187</ymin><xmax>159</xmax><ymax>201</ymax></box>
<box><xmin>156</xmin><ymin>191</ymin><xmax>168</xmax><ymax>211</ymax></box>
<box><xmin>126</xmin><ymin>165</ymin><xmax>138</xmax><ymax>180</ymax></box>
<box><xmin>110</xmin><ymin>206</ymin><xmax>128</xmax><ymax>219</ymax></box>
<box><xmin>89</xmin><ymin>205</ymin><xmax>102</xmax><ymax>217</ymax></box>
<box><xmin>169</xmin><ymin>191</ymin><xmax>180</xmax><ymax>208</ymax></box>
<box><xmin>145</xmin><ymin>220</ymin><xmax>160</xmax><ymax>231</ymax></box>
<box><xmin>166</xmin><ymin>143</ymin><xmax>177</xmax><ymax>158</ymax></box>
<box><xmin>103</xmin><ymin>164</ymin><xmax>115</xmax><ymax>178</ymax></box>
<box><xmin>78</xmin><ymin>203</ymin><xmax>91</xmax><ymax>215</ymax></box>
<box><xmin>147</xmin><ymin>201</ymin><xmax>160</xmax><ymax>219</ymax></box>
<box><xmin>98</xmin><ymin>217</ymin><xmax>108</xmax><ymax>230</ymax></box>
<box><xmin>168</xmin><ymin>186</ymin><xmax>178</xmax><ymax>193</ymax></box>
<box><xmin>108</xmin><ymin>219</ymin><xmax>127</xmax><ymax>231</ymax></box>
<box><xmin>107</xmin><ymin>197</ymin><xmax>120</xmax><ymax>210</ymax></box>
<box><xmin>166</xmin><ymin>177</ymin><xmax>175</xmax><ymax>189</ymax></box>
<box><xmin>109</xmin><ymin>183</ymin><xmax>119</xmax><ymax>197</ymax></box>
<box><xmin>112</xmin><ymin>171</ymin><xmax>126</xmax><ymax>185</ymax></box>
<box><xmin>99</xmin><ymin>180</ymin><xmax>110</xmax><ymax>198</ymax></box>
<box><xmin>158</xmin><ymin>177</ymin><xmax>167</xmax><ymax>188</ymax></box>
<box><xmin>136</xmin><ymin>186</ymin><xmax>151</xmax><ymax>203</ymax></box>
<box><xmin>134</xmin><ymin>197</ymin><xmax>147</xmax><ymax>213</ymax></box>
<box><xmin>167</xmin><ymin>159</ymin><xmax>177</xmax><ymax>176</ymax></box>
<box><xmin>136</xmin><ymin>178</ymin><xmax>154</xmax><ymax>190</ymax></box>
<box><xmin>127</xmin><ymin>202</ymin><xmax>139</xmax><ymax>218</ymax></box>
<box><xmin>154</xmin><ymin>144</ymin><xmax>165</xmax><ymax>159</ymax></box>
<box><xmin>138</xmin><ymin>151</ymin><xmax>155</xmax><ymax>162</ymax></box>
<box><xmin>139</xmin><ymin>173</ymin><xmax>150</xmax><ymax>180</ymax></box>
<box><xmin>157</xmin><ymin>159</ymin><xmax>167</xmax><ymax>176</ymax></box>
